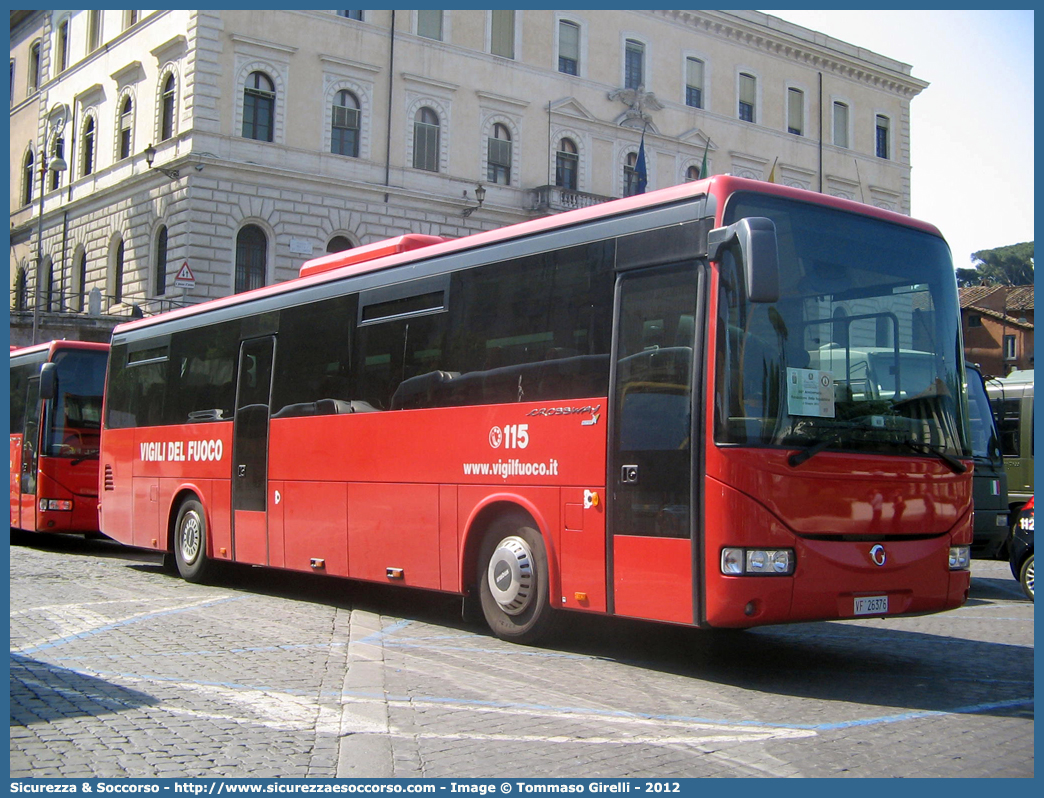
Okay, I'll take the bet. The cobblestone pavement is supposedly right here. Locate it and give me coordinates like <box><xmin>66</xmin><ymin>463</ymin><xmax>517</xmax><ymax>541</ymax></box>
<box><xmin>9</xmin><ymin>534</ymin><xmax>1034</xmax><ymax>778</ymax></box>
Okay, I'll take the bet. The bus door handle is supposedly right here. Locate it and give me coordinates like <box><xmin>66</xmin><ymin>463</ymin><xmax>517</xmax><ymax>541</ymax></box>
<box><xmin>621</xmin><ymin>465</ymin><xmax>639</xmax><ymax>484</ymax></box>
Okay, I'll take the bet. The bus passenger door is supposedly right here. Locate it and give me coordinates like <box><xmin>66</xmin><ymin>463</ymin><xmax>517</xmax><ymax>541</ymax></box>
<box><xmin>609</xmin><ymin>264</ymin><xmax>700</xmax><ymax>625</ymax></box>
<box><xmin>232</xmin><ymin>336</ymin><xmax>275</xmax><ymax>566</ymax></box>
<box><xmin>16</xmin><ymin>376</ymin><xmax>42</xmax><ymax>531</ymax></box>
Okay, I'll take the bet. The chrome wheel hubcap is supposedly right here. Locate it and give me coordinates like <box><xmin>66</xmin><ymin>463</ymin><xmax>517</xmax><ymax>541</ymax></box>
<box><xmin>487</xmin><ymin>536</ymin><xmax>534</xmax><ymax>615</ymax></box>
<box><xmin>179</xmin><ymin>511</ymin><xmax>202</xmax><ymax>565</ymax></box>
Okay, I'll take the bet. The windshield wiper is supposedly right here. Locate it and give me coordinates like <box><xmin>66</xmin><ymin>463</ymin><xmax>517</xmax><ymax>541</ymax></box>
<box><xmin>902</xmin><ymin>439</ymin><xmax>967</xmax><ymax>474</ymax></box>
<box><xmin>788</xmin><ymin>434</ymin><xmax>842</xmax><ymax>468</ymax></box>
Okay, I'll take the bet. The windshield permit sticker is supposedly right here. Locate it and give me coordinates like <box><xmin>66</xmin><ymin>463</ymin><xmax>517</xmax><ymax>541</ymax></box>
<box><xmin>787</xmin><ymin>368</ymin><xmax>835</xmax><ymax>418</ymax></box>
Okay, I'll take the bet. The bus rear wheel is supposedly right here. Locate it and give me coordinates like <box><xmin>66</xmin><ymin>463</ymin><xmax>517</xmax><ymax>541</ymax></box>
<box><xmin>477</xmin><ymin>513</ymin><xmax>555</xmax><ymax>644</ymax></box>
<box><xmin>174</xmin><ymin>498</ymin><xmax>212</xmax><ymax>583</ymax></box>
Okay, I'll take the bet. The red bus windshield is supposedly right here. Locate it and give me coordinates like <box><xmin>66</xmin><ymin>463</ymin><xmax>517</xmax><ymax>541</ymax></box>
<box><xmin>715</xmin><ymin>192</ymin><xmax>969</xmax><ymax>461</ymax></box>
<box><xmin>44</xmin><ymin>349</ymin><xmax>107</xmax><ymax>459</ymax></box>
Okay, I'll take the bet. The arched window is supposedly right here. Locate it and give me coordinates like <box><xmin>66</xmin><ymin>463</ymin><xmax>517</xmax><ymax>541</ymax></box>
<box><xmin>327</xmin><ymin>235</ymin><xmax>353</xmax><ymax>254</ymax></box>
<box><xmin>22</xmin><ymin>150</ymin><xmax>34</xmax><ymax>206</ymax></box>
<box><xmin>487</xmin><ymin>123</ymin><xmax>511</xmax><ymax>185</ymax></box>
<box><xmin>155</xmin><ymin>226</ymin><xmax>168</xmax><ymax>296</ymax></box>
<box><xmin>160</xmin><ymin>74</ymin><xmax>176</xmax><ymax>141</ymax></box>
<box><xmin>113</xmin><ymin>240</ymin><xmax>125</xmax><ymax>304</ymax></box>
<box><xmin>82</xmin><ymin>116</ymin><xmax>96</xmax><ymax>177</ymax></box>
<box><xmin>44</xmin><ymin>259</ymin><xmax>57</xmax><ymax>312</ymax></box>
<box><xmin>413</xmin><ymin>107</ymin><xmax>440</xmax><ymax>172</ymax></box>
<box><xmin>73</xmin><ymin>250</ymin><xmax>87</xmax><ymax>312</ymax></box>
<box><xmin>332</xmin><ymin>90</ymin><xmax>360</xmax><ymax>157</ymax></box>
<box><xmin>235</xmin><ymin>225</ymin><xmax>267</xmax><ymax>293</ymax></box>
<box><xmin>14</xmin><ymin>267</ymin><xmax>28</xmax><ymax>311</ymax></box>
<box><xmin>623</xmin><ymin>152</ymin><xmax>640</xmax><ymax>197</ymax></box>
<box><xmin>243</xmin><ymin>71</ymin><xmax>275</xmax><ymax>142</ymax></box>
<box><xmin>685</xmin><ymin>165</ymin><xmax>700</xmax><ymax>182</ymax></box>
<box><xmin>118</xmin><ymin>96</ymin><xmax>133</xmax><ymax>159</ymax></box>
<box><xmin>555</xmin><ymin>138</ymin><xmax>578</xmax><ymax>191</ymax></box>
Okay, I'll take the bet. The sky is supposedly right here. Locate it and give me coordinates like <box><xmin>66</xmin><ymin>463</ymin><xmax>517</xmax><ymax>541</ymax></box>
<box><xmin>768</xmin><ymin>9</ymin><xmax>1035</xmax><ymax>271</ymax></box>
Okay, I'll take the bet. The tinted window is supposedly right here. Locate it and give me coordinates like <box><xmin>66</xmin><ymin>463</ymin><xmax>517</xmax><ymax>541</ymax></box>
<box><xmin>106</xmin><ymin>343</ymin><xmax>167</xmax><ymax>429</ymax></box>
<box><xmin>272</xmin><ymin>294</ymin><xmax>357</xmax><ymax>417</ymax></box>
<box><xmin>167</xmin><ymin>321</ymin><xmax>240</xmax><ymax>423</ymax></box>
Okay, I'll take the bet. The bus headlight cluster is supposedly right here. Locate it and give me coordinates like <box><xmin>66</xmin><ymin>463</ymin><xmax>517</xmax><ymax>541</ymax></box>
<box><xmin>721</xmin><ymin>548</ymin><xmax>795</xmax><ymax>576</ymax></box>
<box><xmin>948</xmin><ymin>546</ymin><xmax>971</xmax><ymax>571</ymax></box>
<box><xmin>39</xmin><ymin>499</ymin><xmax>73</xmax><ymax>512</ymax></box>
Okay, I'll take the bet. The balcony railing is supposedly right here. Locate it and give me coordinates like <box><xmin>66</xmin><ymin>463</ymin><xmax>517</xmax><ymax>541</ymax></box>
<box><xmin>527</xmin><ymin>185</ymin><xmax>614</xmax><ymax>214</ymax></box>
<box><xmin>11</xmin><ymin>291</ymin><xmax>189</xmax><ymax>320</ymax></box>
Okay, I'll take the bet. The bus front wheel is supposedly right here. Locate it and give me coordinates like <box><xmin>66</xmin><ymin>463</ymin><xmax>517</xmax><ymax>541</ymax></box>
<box><xmin>477</xmin><ymin>513</ymin><xmax>555</xmax><ymax>644</ymax></box>
<box><xmin>174</xmin><ymin>498</ymin><xmax>212</xmax><ymax>583</ymax></box>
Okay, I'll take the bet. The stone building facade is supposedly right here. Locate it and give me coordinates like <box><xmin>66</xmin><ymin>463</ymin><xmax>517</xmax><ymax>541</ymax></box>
<box><xmin>9</xmin><ymin>9</ymin><xmax>928</xmax><ymax>345</ymax></box>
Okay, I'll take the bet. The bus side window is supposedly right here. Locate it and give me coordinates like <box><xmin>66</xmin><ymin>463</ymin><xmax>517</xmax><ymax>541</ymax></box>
<box><xmin>271</xmin><ymin>294</ymin><xmax>356</xmax><ymax>417</ymax></box>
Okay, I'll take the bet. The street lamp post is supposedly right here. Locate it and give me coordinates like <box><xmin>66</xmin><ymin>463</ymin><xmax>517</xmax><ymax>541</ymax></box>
<box><xmin>31</xmin><ymin>136</ymin><xmax>67</xmax><ymax>345</ymax></box>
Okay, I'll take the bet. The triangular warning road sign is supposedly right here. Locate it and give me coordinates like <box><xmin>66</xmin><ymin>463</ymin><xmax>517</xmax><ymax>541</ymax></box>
<box><xmin>174</xmin><ymin>262</ymin><xmax>196</xmax><ymax>288</ymax></box>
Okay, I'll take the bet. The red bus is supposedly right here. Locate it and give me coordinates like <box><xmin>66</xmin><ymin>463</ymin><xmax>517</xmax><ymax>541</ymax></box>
<box><xmin>10</xmin><ymin>340</ymin><xmax>109</xmax><ymax>535</ymax></box>
<box><xmin>98</xmin><ymin>176</ymin><xmax>973</xmax><ymax>642</ymax></box>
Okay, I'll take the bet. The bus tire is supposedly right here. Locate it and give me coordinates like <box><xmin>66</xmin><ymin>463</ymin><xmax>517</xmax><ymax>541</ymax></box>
<box><xmin>173</xmin><ymin>498</ymin><xmax>212</xmax><ymax>583</ymax></box>
<box><xmin>477</xmin><ymin>513</ymin><xmax>555</xmax><ymax>644</ymax></box>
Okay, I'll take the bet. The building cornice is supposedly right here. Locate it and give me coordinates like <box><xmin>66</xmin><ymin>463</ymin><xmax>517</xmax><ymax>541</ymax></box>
<box><xmin>653</xmin><ymin>10</ymin><xmax>929</xmax><ymax>99</ymax></box>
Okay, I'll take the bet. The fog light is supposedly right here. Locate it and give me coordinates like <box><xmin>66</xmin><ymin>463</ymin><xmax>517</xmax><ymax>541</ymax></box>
<box><xmin>721</xmin><ymin>547</ymin><xmax>795</xmax><ymax>575</ymax></box>
<box><xmin>948</xmin><ymin>546</ymin><xmax>971</xmax><ymax>571</ymax></box>
<box><xmin>39</xmin><ymin>499</ymin><xmax>73</xmax><ymax>511</ymax></box>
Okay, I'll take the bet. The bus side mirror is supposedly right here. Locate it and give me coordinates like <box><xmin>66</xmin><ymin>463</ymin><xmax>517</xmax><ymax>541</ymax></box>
<box><xmin>707</xmin><ymin>217</ymin><xmax>780</xmax><ymax>303</ymax></box>
<box><xmin>39</xmin><ymin>362</ymin><xmax>57</xmax><ymax>401</ymax></box>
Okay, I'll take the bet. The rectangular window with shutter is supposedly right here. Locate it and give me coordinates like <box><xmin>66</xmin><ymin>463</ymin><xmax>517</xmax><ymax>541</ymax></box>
<box><xmin>833</xmin><ymin>102</ymin><xmax>849</xmax><ymax>148</ymax></box>
<box><xmin>788</xmin><ymin>88</ymin><xmax>803</xmax><ymax>135</ymax></box>
<box><xmin>625</xmin><ymin>40</ymin><xmax>644</xmax><ymax>89</ymax></box>
<box><xmin>739</xmin><ymin>73</ymin><xmax>756</xmax><ymax>122</ymax></box>
<box><xmin>559</xmin><ymin>20</ymin><xmax>579</xmax><ymax>75</ymax></box>
<box><xmin>685</xmin><ymin>57</ymin><xmax>703</xmax><ymax>108</ymax></box>
<box><xmin>418</xmin><ymin>10</ymin><xmax>443</xmax><ymax>41</ymax></box>
<box><xmin>876</xmin><ymin>115</ymin><xmax>890</xmax><ymax>159</ymax></box>
<box><xmin>491</xmin><ymin>10</ymin><xmax>514</xmax><ymax>58</ymax></box>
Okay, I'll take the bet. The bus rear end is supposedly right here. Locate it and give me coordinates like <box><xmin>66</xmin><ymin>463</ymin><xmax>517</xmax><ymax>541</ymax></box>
<box><xmin>10</xmin><ymin>342</ymin><xmax>109</xmax><ymax>535</ymax></box>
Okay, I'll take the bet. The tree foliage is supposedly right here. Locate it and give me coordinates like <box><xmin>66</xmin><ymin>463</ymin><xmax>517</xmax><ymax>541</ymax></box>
<box><xmin>964</xmin><ymin>241</ymin><xmax>1034</xmax><ymax>286</ymax></box>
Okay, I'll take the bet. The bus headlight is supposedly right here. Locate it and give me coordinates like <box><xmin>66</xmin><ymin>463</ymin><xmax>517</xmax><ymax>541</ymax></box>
<box><xmin>948</xmin><ymin>546</ymin><xmax>971</xmax><ymax>570</ymax></box>
<box><xmin>39</xmin><ymin>499</ymin><xmax>73</xmax><ymax>512</ymax></box>
<box><xmin>721</xmin><ymin>548</ymin><xmax>795</xmax><ymax>575</ymax></box>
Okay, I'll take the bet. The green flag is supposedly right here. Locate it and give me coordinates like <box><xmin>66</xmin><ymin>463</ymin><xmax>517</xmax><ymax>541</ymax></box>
<box><xmin>699</xmin><ymin>139</ymin><xmax>710</xmax><ymax>179</ymax></box>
